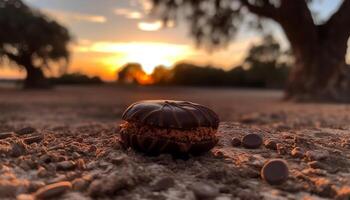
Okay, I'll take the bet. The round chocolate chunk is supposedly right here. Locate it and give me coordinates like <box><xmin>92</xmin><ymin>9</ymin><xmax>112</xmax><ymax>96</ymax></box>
<box><xmin>122</xmin><ymin>100</ymin><xmax>219</xmax><ymax>129</ymax></box>
<box><xmin>261</xmin><ymin>159</ymin><xmax>289</xmax><ymax>185</ymax></box>
<box><xmin>242</xmin><ymin>133</ymin><xmax>262</xmax><ymax>149</ymax></box>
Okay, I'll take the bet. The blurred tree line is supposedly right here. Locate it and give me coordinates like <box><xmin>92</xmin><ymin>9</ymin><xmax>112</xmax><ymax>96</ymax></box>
<box><xmin>48</xmin><ymin>73</ymin><xmax>103</xmax><ymax>85</ymax></box>
<box><xmin>118</xmin><ymin>35</ymin><xmax>291</xmax><ymax>89</ymax></box>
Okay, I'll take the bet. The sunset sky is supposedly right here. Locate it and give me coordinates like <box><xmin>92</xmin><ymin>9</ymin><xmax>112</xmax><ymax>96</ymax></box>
<box><xmin>0</xmin><ymin>0</ymin><xmax>343</xmax><ymax>81</ymax></box>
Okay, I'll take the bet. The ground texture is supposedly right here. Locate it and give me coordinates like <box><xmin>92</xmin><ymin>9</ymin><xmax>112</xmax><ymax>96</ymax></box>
<box><xmin>0</xmin><ymin>86</ymin><xmax>349</xmax><ymax>200</ymax></box>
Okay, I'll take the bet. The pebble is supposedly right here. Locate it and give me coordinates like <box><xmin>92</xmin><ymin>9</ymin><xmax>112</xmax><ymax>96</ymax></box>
<box><xmin>110</xmin><ymin>155</ymin><xmax>126</xmax><ymax>165</ymax></box>
<box><xmin>336</xmin><ymin>186</ymin><xmax>350</xmax><ymax>200</ymax></box>
<box><xmin>23</xmin><ymin>135</ymin><xmax>43</xmax><ymax>145</ymax></box>
<box><xmin>34</xmin><ymin>181</ymin><xmax>72</xmax><ymax>199</ymax></box>
<box><xmin>305</xmin><ymin>150</ymin><xmax>329</xmax><ymax>161</ymax></box>
<box><xmin>291</xmin><ymin>147</ymin><xmax>304</xmax><ymax>158</ymax></box>
<box><xmin>242</xmin><ymin>134</ymin><xmax>262</xmax><ymax>149</ymax></box>
<box><xmin>72</xmin><ymin>178</ymin><xmax>89</xmax><ymax>191</ymax></box>
<box><xmin>16</xmin><ymin>194</ymin><xmax>34</xmax><ymax>200</ymax></box>
<box><xmin>313</xmin><ymin>178</ymin><xmax>336</xmax><ymax>197</ymax></box>
<box><xmin>307</xmin><ymin>161</ymin><xmax>324</xmax><ymax>169</ymax></box>
<box><xmin>0</xmin><ymin>132</ymin><xmax>14</xmax><ymax>139</ymax></box>
<box><xmin>10</xmin><ymin>140</ymin><xmax>27</xmax><ymax>157</ymax></box>
<box><xmin>76</xmin><ymin>159</ymin><xmax>86</xmax><ymax>170</ymax></box>
<box><xmin>261</xmin><ymin>159</ymin><xmax>289</xmax><ymax>185</ymax></box>
<box><xmin>237</xmin><ymin>189</ymin><xmax>261</xmax><ymax>200</ymax></box>
<box><xmin>189</xmin><ymin>182</ymin><xmax>219</xmax><ymax>200</ymax></box>
<box><xmin>15</xmin><ymin>127</ymin><xmax>36</xmax><ymax>135</ymax></box>
<box><xmin>56</xmin><ymin>161</ymin><xmax>76</xmax><ymax>170</ymax></box>
<box><xmin>231</xmin><ymin>137</ymin><xmax>241</xmax><ymax>147</ymax></box>
<box><xmin>0</xmin><ymin>179</ymin><xmax>30</xmax><ymax>197</ymax></box>
<box><xmin>151</xmin><ymin>177</ymin><xmax>175</xmax><ymax>191</ymax></box>
<box><xmin>264</xmin><ymin>139</ymin><xmax>277</xmax><ymax>150</ymax></box>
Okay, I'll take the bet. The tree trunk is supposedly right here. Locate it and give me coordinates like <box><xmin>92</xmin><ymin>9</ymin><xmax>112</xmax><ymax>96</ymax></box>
<box><xmin>285</xmin><ymin>43</ymin><xmax>350</xmax><ymax>102</ymax></box>
<box><xmin>23</xmin><ymin>65</ymin><xmax>51</xmax><ymax>89</ymax></box>
<box><xmin>277</xmin><ymin>1</ymin><xmax>350</xmax><ymax>102</ymax></box>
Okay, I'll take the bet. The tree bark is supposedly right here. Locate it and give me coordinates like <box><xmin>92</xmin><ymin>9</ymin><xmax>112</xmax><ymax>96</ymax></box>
<box><xmin>277</xmin><ymin>0</ymin><xmax>350</xmax><ymax>102</ymax></box>
<box><xmin>19</xmin><ymin>54</ymin><xmax>51</xmax><ymax>89</ymax></box>
<box><xmin>24</xmin><ymin>65</ymin><xmax>50</xmax><ymax>89</ymax></box>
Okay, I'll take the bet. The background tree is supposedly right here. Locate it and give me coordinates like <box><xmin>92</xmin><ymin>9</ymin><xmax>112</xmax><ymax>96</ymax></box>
<box><xmin>151</xmin><ymin>0</ymin><xmax>350</xmax><ymax>101</ymax></box>
<box><xmin>117</xmin><ymin>63</ymin><xmax>153</xmax><ymax>85</ymax></box>
<box><xmin>243</xmin><ymin>35</ymin><xmax>290</xmax><ymax>88</ymax></box>
<box><xmin>0</xmin><ymin>0</ymin><xmax>71</xmax><ymax>88</ymax></box>
<box><xmin>151</xmin><ymin>65</ymin><xmax>172</xmax><ymax>85</ymax></box>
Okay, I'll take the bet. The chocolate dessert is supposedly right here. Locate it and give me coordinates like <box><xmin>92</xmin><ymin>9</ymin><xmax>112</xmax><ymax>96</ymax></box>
<box><xmin>119</xmin><ymin>100</ymin><xmax>219</xmax><ymax>155</ymax></box>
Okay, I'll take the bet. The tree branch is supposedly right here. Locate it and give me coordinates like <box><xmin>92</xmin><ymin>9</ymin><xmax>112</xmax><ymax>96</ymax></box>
<box><xmin>325</xmin><ymin>0</ymin><xmax>350</xmax><ymax>39</ymax></box>
<box><xmin>240</xmin><ymin>0</ymin><xmax>279</xmax><ymax>20</ymax></box>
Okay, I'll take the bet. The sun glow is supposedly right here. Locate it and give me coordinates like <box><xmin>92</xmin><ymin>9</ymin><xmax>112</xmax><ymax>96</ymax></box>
<box><xmin>77</xmin><ymin>42</ymin><xmax>191</xmax><ymax>74</ymax></box>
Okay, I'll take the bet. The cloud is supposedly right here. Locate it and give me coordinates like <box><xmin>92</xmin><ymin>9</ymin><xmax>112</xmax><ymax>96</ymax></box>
<box><xmin>137</xmin><ymin>21</ymin><xmax>162</xmax><ymax>31</ymax></box>
<box><xmin>43</xmin><ymin>9</ymin><xmax>107</xmax><ymax>24</ymax></box>
<box><xmin>114</xmin><ymin>8</ymin><xmax>143</xmax><ymax>19</ymax></box>
<box><xmin>137</xmin><ymin>0</ymin><xmax>152</xmax><ymax>13</ymax></box>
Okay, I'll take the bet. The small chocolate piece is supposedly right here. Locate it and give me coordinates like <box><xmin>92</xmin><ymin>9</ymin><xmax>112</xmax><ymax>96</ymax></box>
<box><xmin>231</xmin><ymin>137</ymin><xmax>241</xmax><ymax>147</ymax></box>
<box><xmin>242</xmin><ymin>133</ymin><xmax>262</xmax><ymax>149</ymax></box>
<box><xmin>261</xmin><ymin>159</ymin><xmax>289</xmax><ymax>185</ymax></box>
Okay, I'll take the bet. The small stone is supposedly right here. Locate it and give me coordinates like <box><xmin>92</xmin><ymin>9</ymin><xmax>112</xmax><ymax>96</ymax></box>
<box><xmin>10</xmin><ymin>140</ymin><xmax>27</xmax><ymax>157</ymax></box>
<box><xmin>313</xmin><ymin>178</ymin><xmax>336</xmax><ymax>198</ymax></box>
<box><xmin>305</xmin><ymin>150</ymin><xmax>329</xmax><ymax>161</ymax></box>
<box><xmin>23</xmin><ymin>135</ymin><xmax>43</xmax><ymax>145</ymax></box>
<box><xmin>56</xmin><ymin>161</ymin><xmax>76</xmax><ymax>170</ymax></box>
<box><xmin>336</xmin><ymin>186</ymin><xmax>350</xmax><ymax>200</ymax></box>
<box><xmin>72</xmin><ymin>152</ymin><xmax>81</xmax><ymax>159</ymax></box>
<box><xmin>16</xmin><ymin>194</ymin><xmax>34</xmax><ymax>200</ymax></box>
<box><xmin>189</xmin><ymin>182</ymin><xmax>219</xmax><ymax>200</ymax></box>
<box><xmin>0</xmin><ymin>179</ymin><xmax>30</xmax><ymax>197</ymax></box>
<box><xmin>231</xmin><ymin>137</ymin><xmax>241</xmax><ymax>147</ymax></box>
<box><xmin>76</xmin><ymin>159</ymin><xmax>86</xmax><ymax>170</ymax></box>
<box><xmin>237</xmin><ymin>189</ymin><xmax>261</xmax><ymax>200</ymax></box>
<box><xmin>15</xmin><ymin>127</ymin><xmax>36</xmax><ymax>135</ymax></box>
<box><xmin>308</xmin><ymin>161</ymin><xmax>324</xmax><ymax>169</ymax></box>
<box><xmin>72</xmin><ymin>178</ymin><xmax>89</xmax><ymax>191</ymax></box>
<box><xmin>151</xmin><ymin>177</ymin><xmax>175</xmax><ymax>191</ymax></box>
<box><xmin>28</xmin><ymin>181</ymin><xmax>45</xmax><ymax>193</ymax></box>
<box><xmin>242</xmin><ymin>134</ymin><xmax>262</xmax><ymax>149</ymax></box>
<box><xmin>264</xmin><ymin>139</ymin><xmax>277</xmax><ymax>150</ymax></box>
<box><xmin>0</xmin><ymin>132</ymin><xmax>14</xmax><ymax>139</ymax></box>
<box><xmin>291</xmin><ymin>147</ymin><xmax>304</xmax><ymax>158</ymax></box>
<box><xmin>110</xmin><ymin>155</ymin><xmax>126</xmax><ymax>165</ymax></box>
<box><xmin>34</xmin><ymin>181</ymin><xmax>72</xmax><ymax>199</ymax></box>
<box><xmin>37</xmin><ymin>166</ymin><xmax>48</xmax><ymax>178</ymax></box>
<box><xmin>261</xmin><ymin>159</ymin><xmax>289</xmax><ymax>185</ymax></box>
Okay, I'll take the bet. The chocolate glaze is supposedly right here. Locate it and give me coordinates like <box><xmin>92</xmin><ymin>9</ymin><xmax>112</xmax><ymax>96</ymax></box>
<box><xmin>122</xmin><ymin>100</ymin><xmax>219</xmax><ymax>129</ymax></box>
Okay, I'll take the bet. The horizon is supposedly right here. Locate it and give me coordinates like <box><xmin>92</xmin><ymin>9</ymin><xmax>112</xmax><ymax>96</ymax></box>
<box><xmin>0</xmin><ymin>0</ymin><xmax>344</xmax><ymax>81</ymax></box>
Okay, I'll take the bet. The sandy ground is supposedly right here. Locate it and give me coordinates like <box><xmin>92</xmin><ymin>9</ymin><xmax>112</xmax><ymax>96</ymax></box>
<box><xmin>0</xmin><ymin>85</ymin><xmax>349</xmax><ymax>200</ymax></box>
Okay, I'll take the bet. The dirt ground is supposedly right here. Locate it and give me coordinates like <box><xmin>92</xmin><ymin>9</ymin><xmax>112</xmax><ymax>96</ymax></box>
<box><xmin>0</xmin><ymin>85</ymin><xmax>349</xmax><ymax>200</ymax></box>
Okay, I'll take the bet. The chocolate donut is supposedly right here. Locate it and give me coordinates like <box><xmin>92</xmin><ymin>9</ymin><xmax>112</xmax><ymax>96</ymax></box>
<box><xmin>119</xmin><ymin>100</ymin><xmax>219</xmax><ymax>156</ymax></box>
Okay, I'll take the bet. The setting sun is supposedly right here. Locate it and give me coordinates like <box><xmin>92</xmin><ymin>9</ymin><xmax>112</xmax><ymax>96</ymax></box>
<box><xmin>77</xmin><ymin>42</ymin><xmax>191</xmax><ymax>75</ymax></box>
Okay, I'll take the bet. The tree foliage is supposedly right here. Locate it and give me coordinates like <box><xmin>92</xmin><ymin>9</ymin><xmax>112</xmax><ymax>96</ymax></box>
<box><xmin>118</xmin><ymin>36</ymin><xmax>290</xmax><ymax>88</ymax></box>
<box><xmin>117</xmin><ymin>63</ymin><xmax>152</xmax><ymax>85</ymax></box>
<box><xmin>0</xmin><ymin>0</ymin><xmax>71</xmax><ymax>88</ymax></box>
<box><xmin>151</xmin><ymin>0</ymin><xmax>350</xmax><ymax>101</ymax></box>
